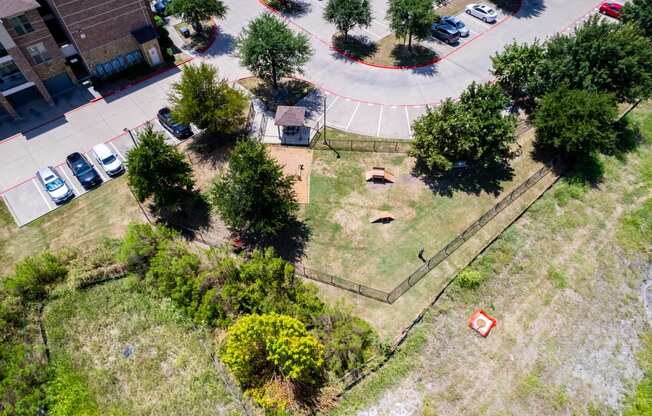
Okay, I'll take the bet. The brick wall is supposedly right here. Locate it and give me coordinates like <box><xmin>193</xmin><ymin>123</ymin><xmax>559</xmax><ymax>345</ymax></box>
<box><xmin>47</xmin><ymin>0</ymin><xmax>153</xmax><ymax>53</ymax></box>
<box><xmin>83</xmin><ymin>34</ymin><xmax>140</xmax><ymax>70</ymax></box>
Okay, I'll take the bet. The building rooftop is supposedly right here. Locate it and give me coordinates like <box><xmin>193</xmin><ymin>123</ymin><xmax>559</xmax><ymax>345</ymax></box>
<box><xmin>274</xmin><ymin>106</ymin><xmax>306</xmax><ymax>127</ymax></box>
<box><xmin>0</xmin><ymin>0</ymin><xmax>39</xmax><ymax>19</ymax></box>
<box><xmin>131</xmin><ymin>26</ymin><xmax>157</xmax><ymax>44</ymax></box>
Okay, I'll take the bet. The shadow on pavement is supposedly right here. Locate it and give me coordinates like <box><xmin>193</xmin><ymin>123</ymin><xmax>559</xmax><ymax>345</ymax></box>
<box><xmin>513</xmin><ymin>0</ymin><xmax>547</xmax><ymax>19</ymax></box>
<box><xmin>203</xmin><ymin>30</ymin><xmax>236</xmax><ymax>57</ymax></box>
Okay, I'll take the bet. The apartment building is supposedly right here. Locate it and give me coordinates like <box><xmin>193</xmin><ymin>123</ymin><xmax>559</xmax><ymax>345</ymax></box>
<box><xmin>0</xmin><ymin>0</ymin><xmax>162</xmax><ymax>118</ymax></box>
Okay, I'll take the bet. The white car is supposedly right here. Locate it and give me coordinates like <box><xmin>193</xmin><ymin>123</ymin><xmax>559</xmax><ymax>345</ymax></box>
<box><xmin>36</xmin><ymin>167</ymin><xmax>74</xmax><ymax>204</ymax></box>
<box><xmin>465</xmin><ymin>3</ymin><xmax>498</xmax><ymax>23</ymax></box>
<box><xmin>91</xmin><ymin>143</ymin><xmax>124</xmax><ymax>176</ymax></box>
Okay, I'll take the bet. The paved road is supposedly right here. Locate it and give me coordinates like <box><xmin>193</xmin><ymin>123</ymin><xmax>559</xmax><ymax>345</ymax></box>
<box><xmin>0</xmin><ymin>0</ymin><xmax>608</xmax><ymax>198</ymax></box>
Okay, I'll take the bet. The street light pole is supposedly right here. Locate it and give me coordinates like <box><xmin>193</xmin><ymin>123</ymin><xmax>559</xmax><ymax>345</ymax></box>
<box><xmin>123</xmin><ymin>127</ymin><xmax>137</xmax><ymax>146</ymax></box>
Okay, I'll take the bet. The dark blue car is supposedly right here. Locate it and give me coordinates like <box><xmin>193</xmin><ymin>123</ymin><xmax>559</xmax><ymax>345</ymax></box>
<box><xmin>66</xmin><ymin>152</ymin><xmax>102</xmax><ymax>190</ymax></box>
<box><xmin>157</xmin><ymin>107</ymin><xmax>193</xmax><ymax>139</ymax></box>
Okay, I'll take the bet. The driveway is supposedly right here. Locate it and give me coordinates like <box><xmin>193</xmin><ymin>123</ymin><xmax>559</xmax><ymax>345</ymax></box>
<box><xmin>0</xmin><ymin>0</ymin><xmax>609</xmax><ymax>208</ymax></box>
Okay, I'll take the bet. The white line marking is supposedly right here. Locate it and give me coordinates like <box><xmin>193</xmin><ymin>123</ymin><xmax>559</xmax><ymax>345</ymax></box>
<box><xmin>33</xmin><ymin>178</ymin><xmax>54</xmax><ymax>210</ymax></box>
<box><xmin>86</xmin><ymin>152</ymin><xmax>109</xmax><ymax>182</ymax></box>
<box><xmin>346</xmin><ymin>102</ymin><xmax>360</xmax><ymax>131</ymax></box>
<box><xmin>2</xmin><ymin>194</ymin><xmax>23</xmax><ymax>226</ymax></box>
<box><xmin>405</xmin><ymin>107</ymin><xmax>413</xmax><ymax>138</ymax></box>
<box><xmin>376</xmin><ymin>106</ymin><xmax>384</xmax><ymax>137</ymax></box>
<box><xmin>59</xmin><ymin>167</ymin><xmax>81</xmax><ymax>196</ymax></box>
<box><xmin>109</xmin><ymin>141</ymin><xmax>125</xmax><ymax>161</ymax></box>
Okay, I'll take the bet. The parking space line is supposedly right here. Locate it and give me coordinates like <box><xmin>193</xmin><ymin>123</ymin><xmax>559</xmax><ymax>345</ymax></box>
<box><xmin>108</xmin><ymin>141</ymin><xmax>126</xmax><ymax>162</ymax></box>
<box><xmin>59</xmin><ymin>167</ymin><xmax>81</xmax><ymax>196</ymax></box>
<box><xmin>346</xmin><ymin>102</ymin><xmax>360</xmax><ymax>131</ymax></box>
<box><xmin>376</xmin><ymin>106</ymin><xmax>383</xmax><ymax>137</ymax></box>
<box><xmin>32</xmin><ymin>178</ymin><xmax>55</xmax><ymax>210</ymax></box>
<box><xmin>2</xmin><ymin>194</ymin><xmax>23</xmax><ymax>227</ymax></box>
<box><xmin>405</xmin><ymin>107</ymin><xmax>412</xmax><ymax>138</ymax></box>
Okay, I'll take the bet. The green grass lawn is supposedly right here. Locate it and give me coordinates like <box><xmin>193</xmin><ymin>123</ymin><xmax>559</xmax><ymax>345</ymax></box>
<box><xmin>302</xmin><ymin>129</ymin><xmax>542</xmax><ymax>291</ymax></box>
<box><xmin>43</xmin><ymin>278</ymin><xmax>245</xmax><ymax>415</ymax></box>
<box><xmin>330</xmin><ymin>102</ymin><xmax>652</xmax><ymax>415</ymax></box>
<box><xmin>0</xmin><ymin>176</ymin><xmax>145</xmax><ymax>276</ymax></box>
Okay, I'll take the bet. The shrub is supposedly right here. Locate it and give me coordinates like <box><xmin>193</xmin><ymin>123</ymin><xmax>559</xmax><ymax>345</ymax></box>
<box><xmin>4</xmin><ymin>252</ymin><xmax>68</xmax><ymax>303</ymax></box>
<box><xmin>45</xmin><ymin>359</ymin><xmax>99</xmax><ymax>416</ymax></box>
<box><xmin>118</xmin><ymin>224</ymin><xmax>178</xmax><ymax>276</ymax></box>
<box><xmin>455</xmin><ymin>269</ymin><xmax>484</xmax><ymax>290</ymax></box>
<box><xmin>222</xmin><ymin>313</ymin><xmax>324</xmax><ymax>387</ymax></box>
<box><xmin>0</xmin><ymin>343</ymin><xmax>48</xmax><ymax>416</ymax></box>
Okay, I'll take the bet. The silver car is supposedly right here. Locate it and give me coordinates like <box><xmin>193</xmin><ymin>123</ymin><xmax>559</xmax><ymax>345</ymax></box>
<box><xmin>36</xmin><ymin>167</ymin><xmax>74</xmax><ymax>204</ymax></box>
<box><xmin>441</xmin><ymin>16</ymin><xmax>470</xmax><ymax>37</ymax></box>
<box><xmin>465</xmin><ymin>3</ymin><xmax>498</xmax><ymax>23</ymax></box>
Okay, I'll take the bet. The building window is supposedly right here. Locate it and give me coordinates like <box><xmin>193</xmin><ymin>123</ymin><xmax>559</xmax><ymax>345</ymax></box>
<box><xmin>0</xmin><ymin>60</ymin><xmax>27</xmax><ymax>92</ymax></box>
<box><xmin>93</xmin><ymin>50</ymin><xmax>143</xmax><ymax>79</ymax></box>
<box><xmin>26</xmin><ymin>43</ymin><xmax>51</xmax><ymax>65</ymax></box>
<box><xmin>8</xmin><ymin>15</ymin><xmax>34</xmax><ymax>36</ymax></box>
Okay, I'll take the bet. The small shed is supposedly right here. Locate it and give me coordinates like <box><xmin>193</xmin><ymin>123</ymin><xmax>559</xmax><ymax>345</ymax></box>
<box><xmin>365</xmin><ymin>167</ymin><xmax>396</xmax><ymax>184</ymax></box>
<box><xmin>275</xmin><ymin>106</ymin><xmax>306</xmax><ymax>138</ymax></box>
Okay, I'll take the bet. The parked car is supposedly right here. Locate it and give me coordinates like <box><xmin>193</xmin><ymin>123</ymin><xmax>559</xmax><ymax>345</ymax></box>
<box><xmin>432</xmin><ymin>23</ymin><xmax>461</xmax><ymax>45</ymax></box>
<box><xmin>66</xmin><ymin>152</ymin><xmax>102</xmax><ymax>190</ymax></box>
<box><xmin>599</xmin><ymin>2</ymin><xmax>623</xmax><ymax>19</ymax></box>
<box><xmin>152</xmin><ymin>0</ymin><xmax>171</xmax><ymax>14</ymax></box>
<box><xmin>441</xmin><ymin>16</ymin><xmax>470</xmax><ymax>37</ymax></box>
<box><xmin>91</xmin><ymin>143</ymin><xmax>124</xmax><ymax>176</ymax></box>
<box><xmin>157</xmin><ymin>107</ymin><xmax>193</xmax><ymax>139</ymax></box>
<box><xmin>465</xmin><ymin>3</ymin><xmax>498</xmax><ymax>23</ymax></box>
<box><xmin>36</xmin><ymin>167</ymin><xmax>74</xmax><ymax>204</ymax></box>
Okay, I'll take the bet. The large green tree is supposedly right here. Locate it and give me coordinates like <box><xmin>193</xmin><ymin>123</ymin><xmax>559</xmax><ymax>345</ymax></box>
<box><xmin>387</xmin><ymin>0</ymin><xmax>435</xmax><ymax>50</ymax></box>
<box><xmin>169</xmin><ymin>63</ymin><xmax>247</xmax><ymax>136</ymax></box>
<box><xmin>167</xmin><ymin>0</ymin><xmax>227</xmax><ymax>33</ymax></box>
<box><xmin>539</xmin><ymin>16</ymin><xmax>652</xmax><ymax>103</ymax></box>
<box><xmin>491</xmin><ymin>40</ymin><xmax>546</xmax><ymax>108</ymax></box>
<box><xmin>211</xmin><ymin>139</ymin><xmax>297</xmax><ymax>240</ymax></box>
<box><xmin>324</xmin><ymin>0</ymin><xmax>373</xmax><ymax>41</ymax></box>
<box><xmin>533</xmin><ymin>87</ymin><xmax>618</xmax><ymax>158</ymax></box>
<box><xmin>238</xmin><ymin>14</ymin><xmax>312</xmax><ymax>89</ymax></box>
<box><xmin>126</xmin><ymin>125</ymin><xmax>194</xmax><ymax>209</ymax></box>
<box><xmin>622</xmin><ymin>0</ymin><xmax>652</xmax><ymax>39</ymax></box>
<box><xmin>410</xmin><ymin>82</ymin><xmax>516</xmax><ymax>173</ymax></box>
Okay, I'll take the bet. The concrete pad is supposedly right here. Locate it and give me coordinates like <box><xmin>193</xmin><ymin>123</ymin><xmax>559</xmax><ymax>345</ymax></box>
<box><xmin>3</xmin><ymin>179</ymin><xmax>53</xmax><ymax>226</ymax></box>
<box><xmin>379</xmin><ymin>106</ymin><xmax>411</xmax><ymax>139</ymax></box>
<box><xmin>324</xmin><ymin>98</ymin><xmax>359</xmax><ymax>131</ymax></box>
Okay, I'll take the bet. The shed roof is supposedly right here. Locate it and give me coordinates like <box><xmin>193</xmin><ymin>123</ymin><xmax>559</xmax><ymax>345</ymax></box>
<box><xmin>0</xmin><ymin>0</ymin><xmax>39</xmax><ymax>18</ymax></box>
<box><xmin>274</xmin><ymin>106</ymin><xmax>306</xmax><ymax>127</ymax></box>
<box><xmin>131</xmin><ymin>26</ymin><xmax>157</xmax><ymax>44</ymax></box>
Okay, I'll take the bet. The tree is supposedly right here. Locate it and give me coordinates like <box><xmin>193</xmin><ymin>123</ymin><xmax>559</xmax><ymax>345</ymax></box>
<box><xmin>324</xmin><ymin>0</ymin><xmax>372</xmax><ymax>41</ymax></box>
<box><xmin>410</xmin><ymin>82</ymin><xmax>516</xmax><ymax>173</ymax></box>
<box><xmin>539</xmin><ymin>16</ymin><xmax>652</xmax><ymax>103</ymax></box>
<box><xmin>211</xmin><ymin>139</ymin><xmax>297</xmax><ymax>240</ymax></box>
<box><xmin>533</xmin><ymin>87</ymin><xmax>618</xmax><ymax>158</ymax></box>
<box><xmin>222</xmin><ymin>313</ymin><xmax>324</xmax><ymax>387</ymax></box>
<box><xmin>167</xmin><ymin>0</ymin><xmax>227</xmax><ymax>33</ymax></box>
<box><xmin>491</xmin><ymin>41</ymin><xmax>546</xmax><ymax>108</ymax></box>
<box><xmin>169</xmin><ymin>63</ymin><xmax>247</xmax><ymax>136</ymax></box>
<box><xmin>238</xmin><ymin>14</ymin><xmax>312</xmax><ymax>89</ymax></box>
<box><xmin>126</xmin><ymin>125</ymin><xmax>194</xmax><ymax>209</ymax></box>
<box><xmin>387</xmin><ymin>0</ymin><xmax>435</xmax><ymax>50</ymax></box>
<box><xmin>622</xmin><ymin>0</ymin><xmax>652</xmax><ymax>39</ymax></box>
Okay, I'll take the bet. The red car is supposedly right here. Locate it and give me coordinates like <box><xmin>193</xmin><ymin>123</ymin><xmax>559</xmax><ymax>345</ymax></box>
<box><xmin>599</xmin><ymin>2</ymin><xmax>623</xmax><ymax>19</ymax></box>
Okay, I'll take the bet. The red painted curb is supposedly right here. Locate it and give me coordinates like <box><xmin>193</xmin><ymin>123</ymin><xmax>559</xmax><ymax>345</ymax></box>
<box><xmin>259</xmin><ymin>0</ymin><xmax>523</xmax><ymax>70</ymax></box>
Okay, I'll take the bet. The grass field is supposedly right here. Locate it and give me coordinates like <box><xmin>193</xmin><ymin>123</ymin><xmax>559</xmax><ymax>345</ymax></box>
<box><xmin>43</xmin><ymin>278</ymin><xmax>246</xmax><ymax>415</ymax></box>
<box><xmin>0</xmin><ymin>176</ymin><xmax>145</xmax><ymax>276</ymax></box>
<box><xmin>303</xmin><ymin>129</ymin><xmax>542</xmax><ymax>292</ymax></box>
<box><xmin>329</xmin><ymin>102</ymin><xmax>652</xmax><ymax>415</ymax></box>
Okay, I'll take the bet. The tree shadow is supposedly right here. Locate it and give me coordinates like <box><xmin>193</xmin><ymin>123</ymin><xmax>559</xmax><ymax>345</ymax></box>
<box><xmin>391</xmin><ymin>44</ymin><xmax>439</xmax><ymax>68</ymax></box>
<box><xmin>414</xmin><ymin>161</ymin><xmax>515</xmax><ymax>197</ymax></box>
<box><xmin>186</xmin><ymin>130</ymin><xmax>239</xmax><ymax>164</ymax></box>
<box><xmin>250</xmin><ymin>78</ymin><xmax>316</xmax><ymax>111</ymax></box>
<box><xmin>512</xmin><ymin>0</ymin><xmax>547</xmax><ymax>19</ymax></box>
<box><xmin>332</xmin><ymin>34</ymin><xmax>378</xmax><ymax>60</ymax></box>
<box><xmin>268</xmin><ymin>219</ymin><xmax>312</xmax><ymax>263</ymax></box>
<box><xmin>203</xmin><ymin>30</ymin><xmax>236</xmax><ymax>57</ymax></box>
<box><xmin>152</xmin><ymin>190</ymin><xmax>212</xmax><ymax>237</ymax></box>
<box><xmin>610</xmin><ymin>116</ymin><xmax>643</xmax><ymax>162</ymax></box>
<box><xmin>268</xmin><ymin>0</ymin><xmax>310</xmax><ymax>17</ymax></box>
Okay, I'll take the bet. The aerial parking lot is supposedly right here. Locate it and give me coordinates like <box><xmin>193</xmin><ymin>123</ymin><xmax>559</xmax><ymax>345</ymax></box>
<box><xmin>1</xmin><ymin>121</ymin><xmax>187</xmax><ymax>226</ymax></box>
